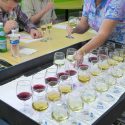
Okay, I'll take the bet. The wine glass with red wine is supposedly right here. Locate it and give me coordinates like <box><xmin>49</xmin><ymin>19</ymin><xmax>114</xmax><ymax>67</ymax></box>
<box><xmin>45</xmin><ymin>67</ymin><xmax>58</xmax><ymax>84</ymax></box>
<box><xmin>32</xmin><ymin>73</ymin><xmax>46</xmax><ymax>93</ymax></box>
<box><xmin>16</xmin><ymin>80</ymin><xmax>32</xmax><ymax>113</ymax></box>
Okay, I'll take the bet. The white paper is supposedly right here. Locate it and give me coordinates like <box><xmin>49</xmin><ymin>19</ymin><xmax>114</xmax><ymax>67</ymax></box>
<box><xmin>53</xmin><ymin>24</ymin><xmax>67</xmax><ymax>30</ymax></box>
<box><xmin>20</xmin><ymin>33</ymin><xmax>43</xmax><ymax>43</ymax></box>
<box><xmin>20</xmin><ymin>48</ymin><xmax>37</xmax><ymax>55</ymax></box>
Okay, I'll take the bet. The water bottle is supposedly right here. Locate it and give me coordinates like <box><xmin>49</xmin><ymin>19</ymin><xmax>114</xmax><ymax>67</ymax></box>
<box><xmin>10</xmin><ymin>34</ymin><xmax>20</xmax><ymax>57</ymax></box>
<box><xmin>0</xmin><ymin>22</ymin><xmax>7</xmax><ymax>52</ymax></box>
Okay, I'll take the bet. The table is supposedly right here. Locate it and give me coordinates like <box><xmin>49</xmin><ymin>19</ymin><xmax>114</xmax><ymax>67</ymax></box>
<box><xmin>0</xmin><ymin>24</ymin><xmax>95</xmax><ymax>66</ymax></box>
<box><xmin>54</xmin><ymin>0</ymin><xmax>83</xmax><ymax>20</ymax></box>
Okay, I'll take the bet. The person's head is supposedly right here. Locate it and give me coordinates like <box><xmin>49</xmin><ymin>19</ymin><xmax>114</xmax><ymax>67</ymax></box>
<box><xmin>0</xmin><ymin>0</ymin><xmax>21</xmax><ymax>12</ymax></box>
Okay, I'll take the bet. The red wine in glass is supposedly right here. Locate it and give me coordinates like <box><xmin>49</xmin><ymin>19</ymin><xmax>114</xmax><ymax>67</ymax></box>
<box><xmin>17</xmin><ymin>92</ymin><xmax>32</xmax><ymax>101</ymax></box>
<box><xmin>33</xmin><ymin>84</ymin><xmax>46</xmax><ymax>93</ymax></box>
<box><xmin>88</xmin><ymin>57</ymin><xmax>98</xmax><ymax>63</ymax></box>
<box><xmin>57</xmin><ymin>72</ymin><xmax>68</xmax><ymax>78</ymax></box>
<box><xmin>66</xmin><ymin>70</ymin><xmax>77</xmax><ymax>76</ymax></box>
<box><xmin>45</xmin><ymin>77</ymin><xmax>58</xmax><ymax>86</ymax></box>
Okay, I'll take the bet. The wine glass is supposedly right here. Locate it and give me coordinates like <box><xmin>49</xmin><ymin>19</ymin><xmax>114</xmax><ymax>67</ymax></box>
<box><xmin>67</xmin><ymin>91</ymin><xmax>84</xmax><ymax>112</ymax></box>
<box><xmin>94</xmin><ymin>76</ymin><xmax>109</xmax><ymax>94</ymax></box>
<box><xmin>32</xmin><ymin>90</ymin><xmax>49</xmax><ymax>124</ymax></box>
<box><xmin>41</xmin><ymin>24</ymin><xmax>48</xmax><ymax>42</ymax></box>
<box><xmin>98</xmin><ymin>47</ymin><xmax>110</xmax><ymax>70</ymax></box>
<box><xmin>108</xmin><ymin>52</ymin><xmax>119</xmax><ymax>66</ymax></box>
<box><xmin>66</xmin><ymin>48</ymin><xmax>76</xmax><ymax>63</ymax></box>
<box><xmin>112</xmin><ymin>49</ymin><xmax>124</xmax><ymax>62</ymax></box>
<box><xmin>46</xmin><ymin>80</ymin><xmax>61</xmax><ymax>102</ymax></box>
<box><xmin>46</xmin><ymin>18</ymin><xmax>53</xmax><ymax>40</ymax></box>
<box><xmin>54</xmin><ymin>52</ymin><xmax>65</xmax><ymax>67</ymax></box>
<box><xmin>89</xmin><ymin>50</ymin><xmax>101</xmax><ymax>76</ymax></box>
<box><xmin>45</xmin><ymin>67</ymin><xmax>58</xmax><ymax>84</ymax></box>
<box><xmin>78</xmin><ymin>64</ymin><xmax>90</xmax><ymax>84</ymax></box>
<box><xmin>81</xmin><ymin>88</ymin><xmax>96</xmax><ymax>121</ymax></box>
<box><xmin>66</xmin><ymin>16</ymin><xmax>79</xmax><ymax>39</ymax></box>
<box><xmin>59</xmin><ymin>74</ymin><xmax>73</xmax><ymax>102</ymax></box>
<box><xmin>32</xmin><ymin>73</ymin><xmax>46</xmax><ymax>93</ymax></box>
<box><xmin>110</xmin><ymin>66</ymin><xmax>123</xmax><ymax>78</ymax></box>
<box><xmin>106</xmin><ymin>42</ymin><xmax>115</xmax><ymax>53</ymax></box>
<box><xmin>16</xmin><ymin>80</ymin><xmax>32</xmax><ymax>113</ymax></box>
<box><xmin>51</xmin><ymin>101</ymin><xmax>69</xmax><ymax>124</ymax></box>
<box><xmin>8</xmin><ymin>10</ymin><xmax>19</xmax><ymax>34</ymax></box>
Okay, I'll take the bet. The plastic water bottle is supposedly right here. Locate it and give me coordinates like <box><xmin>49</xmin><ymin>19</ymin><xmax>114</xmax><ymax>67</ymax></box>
<box><xmin>10</xmin><ymin>34</ymin><xmax>20</xmax><ymax>57</ymax></box>
<box><xmin>0</xmin><ymin>22</ymin><xmax>7</xmax><ymax>52</ymax></box>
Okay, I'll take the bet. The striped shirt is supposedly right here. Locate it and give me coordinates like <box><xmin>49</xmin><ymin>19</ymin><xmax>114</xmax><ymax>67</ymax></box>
<box><xmin>0</xmin><ymin>5</ymin><xmax>36</xmax><ymax>33</ymax></box>
<box><xmin>21</xmin><ymin>0</ymin><xmax>57</xmax><ymax>27</ymax></box>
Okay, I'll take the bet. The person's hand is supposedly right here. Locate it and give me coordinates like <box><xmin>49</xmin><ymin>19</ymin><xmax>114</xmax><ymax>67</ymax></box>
<box><xmin>74</xmin><ymin>49</ymin><xmax>84</xmax><ymax>67</ymax></box>
<box><xmin>44</xmin><ymin>2</ymin><xmax>54</xmax><ymax>13</ymax></box>
<box><xmin>66</xmin><ymin>25</ymin><xmax>73</xmax><ymax>37</ymax></box>
<box><xmin>4</xmin><ymin>20</ymin><xmax>18</xmax><ymax>33</ymax></box>
<box><xmin>30</xmin><ymin>29</ymin><xmax>42</xmax><ymax>39</ymax></box>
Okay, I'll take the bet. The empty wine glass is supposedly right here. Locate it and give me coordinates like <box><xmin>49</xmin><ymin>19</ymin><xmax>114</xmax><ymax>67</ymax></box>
<box><xmin>54</xmin><ymin>52</ymin><xmax>65</xmax><ymax>66</ymax></box>
<box><xmin>66</xmin><ymin>16</ymin><xmax>79</xmax><ymax>39</ymax></box>
<box><xmin>32</xmin><ymin>90</ymin><xmax>49</xmax><ymax>124</ymax></box>
<box><xmin>16</xmin><ymin>80</ymin><xmax>32</xmax><ymax>113</ymax></box>
<box><xmin>106</xmin><ymin>42</ymin><xmax>115</xmax><ymax>52</ymax></box>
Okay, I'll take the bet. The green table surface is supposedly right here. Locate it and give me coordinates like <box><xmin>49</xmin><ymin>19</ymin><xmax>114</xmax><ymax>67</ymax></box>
<box><xmin>54</xmin><ymin>0</ymin><xmax>83</xmax><ymax>9</ymax></box>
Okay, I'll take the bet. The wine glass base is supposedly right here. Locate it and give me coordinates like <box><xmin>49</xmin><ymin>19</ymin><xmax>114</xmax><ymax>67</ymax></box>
<box><xmin>66</xmin><ymin>35</ymin><xmax>74</xmax><ymax>39</ymax></box>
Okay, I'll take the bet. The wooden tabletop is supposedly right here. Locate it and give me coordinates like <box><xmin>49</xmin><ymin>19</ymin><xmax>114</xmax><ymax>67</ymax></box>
<box><xmin>0</xmin><ymin>24</ymin><xmax>95</xmax><ymax>65</ymax></box>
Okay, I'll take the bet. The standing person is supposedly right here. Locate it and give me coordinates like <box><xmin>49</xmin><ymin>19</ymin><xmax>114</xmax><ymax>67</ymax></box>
<box><xmin>0</xmin><ymin>0</ymin><xmax>41</xmax><ymax>38</ymax></box>
<box><xmin>67</xmin><ymin>0</ymin><xmax>125</xmax><ymax>62</ymax></box>
<box><xmin>21</xmin><ymin>0</ymin><xmax>57</xmax><ymax>27</ymax></box>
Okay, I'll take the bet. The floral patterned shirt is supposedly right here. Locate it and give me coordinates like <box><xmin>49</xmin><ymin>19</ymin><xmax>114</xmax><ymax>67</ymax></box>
<box><xmin>82</xmin><ymin>0</ymin><xmax>125</xmax><ymax>44</ymax></box>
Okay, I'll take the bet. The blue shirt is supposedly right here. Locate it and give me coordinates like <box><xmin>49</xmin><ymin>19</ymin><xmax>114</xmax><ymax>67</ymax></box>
<box><xmin>82</xmin><ymin>0</ymin><xmax>125</xmax><ymax>44</ymax></box>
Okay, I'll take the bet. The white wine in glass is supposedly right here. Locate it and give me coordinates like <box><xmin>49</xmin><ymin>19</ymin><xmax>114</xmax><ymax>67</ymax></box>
<box><xmin>52</xmin><ymin>102</ymin><xmax>69</xmax><ymax>122</ymax></box>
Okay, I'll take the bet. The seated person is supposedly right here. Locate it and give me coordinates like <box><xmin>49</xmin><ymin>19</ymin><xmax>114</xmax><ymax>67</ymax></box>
<box><xmin>21</xmin><ymin>0</ymin><xmax>57</xmax><ymax>27</ymax></box>
<box><xmin>0</xmin><ymin>0</ymin><xmax>41</xmax><ymax>38</ymax></box>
